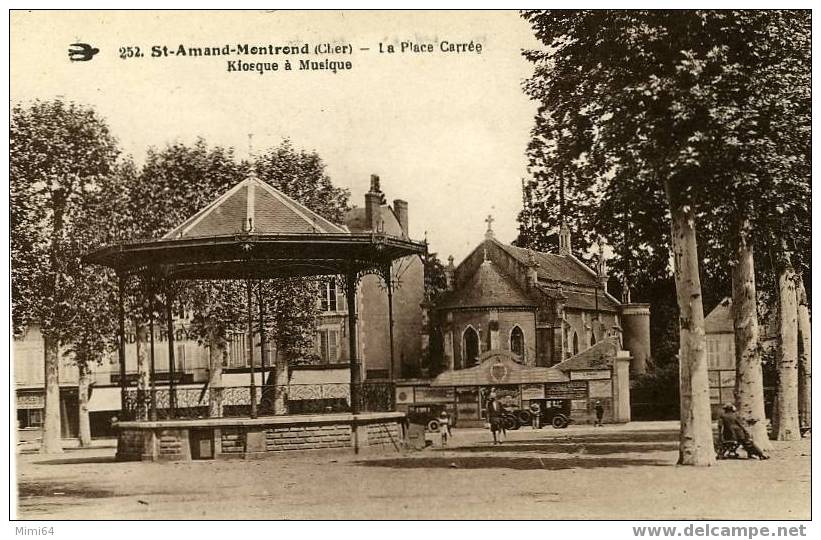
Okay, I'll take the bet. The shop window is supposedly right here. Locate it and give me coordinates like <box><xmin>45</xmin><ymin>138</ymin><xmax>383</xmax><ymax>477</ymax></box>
<box><xmin>17</xmin><ymin>408</ymin><xmax>43</xmax><ymax>429</ymax></box>
<box><xmin>510</xmin><ymin>325</ymin><xmax>525</xmax><ymax>358</ymax></box>
<box><xmin>463</xmin><ymin>326</ymin><xmax>479</xmax><ymax>368</ymax></box>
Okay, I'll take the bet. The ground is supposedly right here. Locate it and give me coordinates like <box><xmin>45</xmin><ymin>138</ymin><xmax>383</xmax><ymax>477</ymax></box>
<box><xmin>15</xmin><ymin>421</ymin><xmax>810</xmax><ymax>520</ymax></box>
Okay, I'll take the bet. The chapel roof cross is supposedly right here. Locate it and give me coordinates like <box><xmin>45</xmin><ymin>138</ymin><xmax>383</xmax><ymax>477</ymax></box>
<box><xmin>485</xmin><ymin>214</ymin><xmax>495</xmax><ymax>239</ymax></box>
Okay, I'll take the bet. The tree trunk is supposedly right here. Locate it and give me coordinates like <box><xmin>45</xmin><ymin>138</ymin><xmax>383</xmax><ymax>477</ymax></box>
<box><xmin>135</xmin><ymin>321</ymin><xmax>150</xmax><ymax>420</ymax></box>
<box><xmin>797</xmin><ymin>274</ymin><xmax>811</xmax><ymax>432</ymax></box>
<box><xmin>40</xmin><ymin>334</ymin><xmax>63</xmax><ymax>454</ymax></box>
<box><xmin>666</xmin><ymin>191</ymin><xmax>714</xmax><ymax>466</ymax></box>
<box><xmin>774</xmin><ymin>259</ymin><xmax>800</xmax><ymax>441</ymax></box>
<box><xmin>77</xmin><ymin>362</ymin><xmax>92</xmax><ymax>447</ymax></box>
<box><xmin>731</xmin><ymin>222</ymin><xmax>770</xmax><ymax>451</ymax></box>
<box><xmin>273</xmin><ymin>347</ymin><xmax>289</xmax><ymax>415</ymax></box>
<box><xmin>207</xmin><ymin>331</ymin><xmax>224</xmax><ymax>418</ymax></box>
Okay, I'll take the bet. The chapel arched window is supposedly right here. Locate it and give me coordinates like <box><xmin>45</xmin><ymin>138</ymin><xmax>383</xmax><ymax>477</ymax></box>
<box><xmin>510</xmin><ymin>325</ymin><xmax>525</xmax><ymax>359</ymax></box>
<box><xmin>463</xmin><ymin>326</ymin><xmax>480</xmax><ymax>368</ymax></box>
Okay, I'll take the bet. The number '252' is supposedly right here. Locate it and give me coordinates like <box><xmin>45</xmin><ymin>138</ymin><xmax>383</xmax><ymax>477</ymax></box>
<box><xmin>119</xmin><ymin>46</ymin><xmax>142</xmax><ymax>59</ymax></box>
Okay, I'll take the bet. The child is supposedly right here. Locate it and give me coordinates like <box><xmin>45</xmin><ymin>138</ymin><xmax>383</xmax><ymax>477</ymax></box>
<box><xmin>594</xmin><ymin>401</ymin><xmax>605</xmax><ymax>427</ymax></box>
<box><xmin>438</xmin><ymin>410</ymin><xmax>451</xmax><ymax>447</ymax></box>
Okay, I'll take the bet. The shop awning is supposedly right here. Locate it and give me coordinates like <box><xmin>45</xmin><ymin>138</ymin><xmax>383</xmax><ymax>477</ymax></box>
<box><xmin>88</xmin><ymin>387</ymin><xmax>122</xmax><ymax>412</ymax></box>
<box><xmin>220</xmin><ymin>372</ymin><xmax>266</xmax><ymax>388</ymax></box>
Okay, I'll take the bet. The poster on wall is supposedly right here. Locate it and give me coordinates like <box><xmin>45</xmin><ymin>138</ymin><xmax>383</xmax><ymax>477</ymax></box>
<box><xmin>414</xmin><ymin>386</ymin><xmax>455</xmax><ymax>403</ymax></box>
<box><xmin>456</xmin><ymin>387</ymin><xmax>479</xmax><ymax>403</ymax></box>
<box><xmin>545</xmin><ymin>381</ymin><xmax>588</xmax><ymax>400</ymax></box>
<box><xmin>479</xmin><ymin>385</ymin><xmax>520</xmax><ymax>414</ymax></box>
<box><xmin>520</xmin><ymin>383</ymin><xmax>545</xmax><ymax>400</ymax></box>
<box><xmin>587</xmin><ymin>380</ymin><xmax>612</xmax><ymax>398</ymax></box>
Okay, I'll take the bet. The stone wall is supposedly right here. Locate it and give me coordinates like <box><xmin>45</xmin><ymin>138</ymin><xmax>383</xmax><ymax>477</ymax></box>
<box><xmin>157</xmin><ymin>429</ymin><xmax>190</xmax><ymax>460</ymax></box>
<box><xmin>221</xmin><ymin>428</ymin><xmax>245</xmax><ymax>454</ymax></box>
<box><xmin>115</xmin><ymin>412</ymin><xmax>406</xmax><ymax>461</ymax></box>
<box><xmin>364</xmin><ymin>421</ymin><xmax>401</xmax><ymax>449</ymax></box>
<box><xmin>116</xmin><ymin>429</ymin><xmax>144</xmax><ymax>461</ymax></box>
<box><xmin>265</xmin><ymin>423</ymin><xmax>352</xmax><ymax>451</ymax></box>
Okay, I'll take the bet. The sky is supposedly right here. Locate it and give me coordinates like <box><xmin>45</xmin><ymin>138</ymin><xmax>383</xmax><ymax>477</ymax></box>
<box><xmin>11</xmin><ymin>10</ymin><xmax>542</xmax><ymax>262</ymax></box>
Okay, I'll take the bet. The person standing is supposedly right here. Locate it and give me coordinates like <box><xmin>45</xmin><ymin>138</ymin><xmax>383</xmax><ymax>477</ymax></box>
<box><xmin>486</xmin><ymin>393</ymin><xmax>505</xmax><ymax>445</ymax></box>
<box><xmin>530</xmin><ymin>401</ymin><xmax>542</xmax><ymax>430</ymax></box>
<box><xmin>594</xmin><ymin>401</ymin><xmax>605</xmax><ymax>427</ymax></box>
<box><xmin>438</xmin><ymin>409</ymin><xmax>451</xmax><ymax>447</ymax></box>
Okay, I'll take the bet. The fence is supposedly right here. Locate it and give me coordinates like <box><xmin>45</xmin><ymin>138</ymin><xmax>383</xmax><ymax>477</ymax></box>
<box><xmin>121</xmin><ymin>381</ymin><xmax>395</xmax><ymax>421</ymax></box>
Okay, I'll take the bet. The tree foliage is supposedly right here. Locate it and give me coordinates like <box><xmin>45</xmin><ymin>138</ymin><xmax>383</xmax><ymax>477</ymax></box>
<box><xmin>253</xmin><ymin>138</ymin><xmax>350</xmax><ymax>224</ymax></box>
<box><xmin>11</xmin><ymin>100</ymin><xmax>121</xmax><ymax>339</ymax></box>
<box><xmin>518</xmin><ymin>9</ymin><xmax>810</xmax><ymax>362</ymax></box>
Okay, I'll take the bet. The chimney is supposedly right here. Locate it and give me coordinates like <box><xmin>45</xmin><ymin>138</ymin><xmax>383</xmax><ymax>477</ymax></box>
<box><xmin>558</xmin><ymin>220</ymin><xmax>572</xmax><ymax>256</ymax></box>
<box><xmin>394</xmin><ymin>199</ymin><xmax>408</xmax><ymax>238</ymax></box>
<box><xmin>365</xmin><ymin>174</ymin><xmax>382</xmax><ymax>232</ymax></box>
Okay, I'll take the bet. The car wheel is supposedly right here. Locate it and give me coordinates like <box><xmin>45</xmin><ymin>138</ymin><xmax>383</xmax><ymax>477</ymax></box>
<box><xmin>503</xmin><ymin>415</ymin><xmax>519</xmax><ymax>431</ymax></box>
<box><xmin>427</xmin><ymin>420</ymin><xmax>440</xmax><ymax>432</ymax></box>
<box><xmin>515</xmin><ymin>410</ymin><xmax>532</xmax><ymax>425</ymax></box>
<box><xmin>552</xmin><ymin>415</ymin><xmax>567</xmax><ymax>429</ymax></box>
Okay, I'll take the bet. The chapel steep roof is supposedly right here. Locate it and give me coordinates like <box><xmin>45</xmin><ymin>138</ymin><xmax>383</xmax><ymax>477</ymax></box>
<box><xmin>496</xmin><ymin>241</ymin><xmax>600</xmax><ymax>288</ymax></box>
<box><xmin>437</xmin><ymin>257</ymin><xmax>535</xmax><ymax>310</ymax></box>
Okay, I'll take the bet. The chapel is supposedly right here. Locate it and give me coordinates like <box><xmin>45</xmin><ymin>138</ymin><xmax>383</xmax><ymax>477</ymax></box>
<box><xmin>432</xmin><ymin>219</ymin><xmax>651</xmax><ymax>374</ymax></box>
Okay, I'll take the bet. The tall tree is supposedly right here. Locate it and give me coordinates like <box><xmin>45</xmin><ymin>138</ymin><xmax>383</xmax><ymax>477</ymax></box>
<box><xmin>253</xmin><ymin>138</ymin><xmax>350</xmax><ymax>224</ymax></box>
<box><xmin>126</xmin><ymin>140</ymin><xmax>247</xmax><ymax>417</ymax></box>
<box><xmin>11</xmin><ymin>100</ymin><xmax>120</xmax><ymax>453</ymax></box>
<box><xmin>252</xmin><ymin>139</ymin><xmax>350</xmax><ymax>371</ymax></box>
<box><xmin>521</xmin><ymin>9</ymin><xmax>810</xmax><ymax>458</ymax></box>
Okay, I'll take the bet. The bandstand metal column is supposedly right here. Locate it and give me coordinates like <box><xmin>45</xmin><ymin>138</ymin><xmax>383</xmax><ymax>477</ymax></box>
<box><xmin>345</xmin><ymin>269</ymin><xmax>360</xmax><ymax>452</ymax></box>
<box><xmin>346</xmin><ymin>270</ymin><xmax>360</xmax><ymax>416</ymax></box>
<box><xmin>385</xmin><ymin>264</ymin><xmax>396</xmax><ymax>383</ymax></box>
<box><xmin>165</xmin><ymin>283</ymin><xmax>177</xmax><ymax>416</ymax></box>
<box><xmin>148</xmin><ymin>279</ymin><xmax>158</xmax><ymax>421</ymax></box>
<box><xmin>247</xmin><ymin>278</ymin><xmax>257</xmax><ymax>418</ymax></box>
<box><xmin>257</xmin><ymin>286</ymin><xmax>268</xmax><ymax>405</ymax></box>
<box><xmin>117</xmin><ymin>274</ymin><xmax>127</xmax><ymax>414</ymax></box>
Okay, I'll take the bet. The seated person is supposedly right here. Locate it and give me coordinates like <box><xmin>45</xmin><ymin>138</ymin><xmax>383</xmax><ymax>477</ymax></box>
<box><xmin>717</xmin><ymin>403</ymin><xmax>769</xmax><ymax>460</ymax></box>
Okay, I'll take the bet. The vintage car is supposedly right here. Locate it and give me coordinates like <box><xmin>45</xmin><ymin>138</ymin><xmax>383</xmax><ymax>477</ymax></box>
<box><xmin>503</xmin><ymin>399</ymin><xmax>574</xmax><ymax>429</ymax></box>
<box><xmin>406</xmin><ymin>404</ymin><xmax>449</xmax><ymax>432</ymax></box>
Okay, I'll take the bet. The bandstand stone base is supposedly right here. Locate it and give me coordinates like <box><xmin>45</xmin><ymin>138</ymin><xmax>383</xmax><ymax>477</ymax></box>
<box><xmin>115</xmin><ymin>412</ymin><xmax>407</xmax><ymax>462</ymax></box>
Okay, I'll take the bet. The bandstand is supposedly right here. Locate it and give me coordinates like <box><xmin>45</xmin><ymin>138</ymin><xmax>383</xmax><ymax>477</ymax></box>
<box><xmin>85</xmin><ymin>176</ymin><xmax>427</xmax><ymax>460</ymax></box>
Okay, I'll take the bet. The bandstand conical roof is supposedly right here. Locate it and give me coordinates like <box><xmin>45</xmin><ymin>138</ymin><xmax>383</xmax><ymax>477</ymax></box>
<box><xmin>163</xmin><ymin>176</ymin><xmax>348</xmax><ymax>239</ymax></box>
<box><xmin>85</xmin><ymin>176</ymin><xmax>426</xmax><ymax>280</ymax></box>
